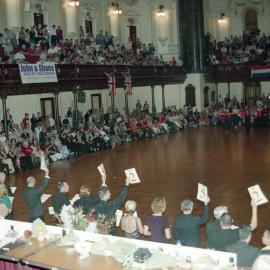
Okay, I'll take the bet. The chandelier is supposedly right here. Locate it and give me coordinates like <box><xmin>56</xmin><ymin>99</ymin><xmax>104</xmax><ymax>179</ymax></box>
<box><xmin>112</xmin><ymin>2</ymin><xmax>122</xmax><ymax>15</ymax></box>
<box><xmin>69</xmin><ymin>0</ymin><xmax>80</xmax><ymax>7</ymax></box>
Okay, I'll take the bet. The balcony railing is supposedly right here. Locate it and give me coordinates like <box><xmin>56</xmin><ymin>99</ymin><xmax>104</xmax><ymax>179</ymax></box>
<box><xmin>0</xmin><ymin>64</ymin><xmax>186</xmax><ymax>96</ymax></box>
<box><xmin>205</xmin><ymin>62</ymin><xmax>270</xmax><ymax>83</ymax></box>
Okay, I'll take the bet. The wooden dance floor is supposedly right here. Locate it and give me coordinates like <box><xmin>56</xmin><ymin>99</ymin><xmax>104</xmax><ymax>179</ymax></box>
<box><xmin>8</xmin><ymin>127</ymin><xmax>270</xmax><ymax>248</ymax></box>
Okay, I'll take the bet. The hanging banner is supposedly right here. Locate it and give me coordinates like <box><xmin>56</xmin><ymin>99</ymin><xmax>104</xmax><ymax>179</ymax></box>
<box><xmin>19</xmin><ymin>62</ymin><xmax>58</xmax><ymax>84</ymax></box>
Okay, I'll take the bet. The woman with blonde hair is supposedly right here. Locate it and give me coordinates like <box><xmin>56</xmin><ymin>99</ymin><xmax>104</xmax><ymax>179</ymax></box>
<box><xmin>144</xmin><ymin>197</ymin><xmax>171</xmax><ymax>243</ymax></box>
<box><xmin>121</xmin><ymin>200</ymin><xmax>143</xmax><ymax>239</ymax></box>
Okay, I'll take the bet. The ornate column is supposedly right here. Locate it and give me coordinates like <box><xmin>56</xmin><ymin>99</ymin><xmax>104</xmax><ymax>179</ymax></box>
<box><xmin>65</xmin><ymin>1</ymin><xmax>77</xmax><ymax>38</ymax></box>
<box><xmin>73</xmin><ymin>90</ymin><xmax>79</xmax><ymax>129</ymax></box>
<box><xmin>151</xmin><ymin>86</ymin><xmax>156</xmax><ymax>114</ymax></box>
<box><xmin>125</xmin><ymin>93</ymin><xmax>129</xmax><ymax>116</ymax></box>
<box><xmin>215</xmin><ymin>82</ymin><xmax>219</xmax><ymax>104</ymax></box>
<box><xmin>5</xmin><ymin>0</ymin><xmax>21</xmax><ymax>31</ymax></box>
<box><xmin>178</xmin><ymin>0</ymin><xmax>205</xmax><ymax>72</ymax></box>
<box><xmin>161</xmin><ymin>85</ymin><xmax>166</xmax><ymax>112</ymax></box>
<box><xmin>1</xmin><ymin>95</ymin><xmax>8</xmax><ymax>137</ymax></box>
<box><xmin>111</xmin><ymin>94</ymin><xmax>115</xmax><ymax>118</ymax></box>
<box><xmin>227</xmin><ymin>82</ymin><xmax>231</xmax><ymax>98</ymax></box>
<box><xmin>54</xmin><ymin>92</ymin><xmax>60</xmax><ymax>131</ymax></box>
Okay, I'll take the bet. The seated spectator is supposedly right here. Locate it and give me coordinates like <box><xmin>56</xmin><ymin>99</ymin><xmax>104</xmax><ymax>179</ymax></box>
<box><xmin>121</xmin><ymin>200</ymin><xmax>144</xmax><ymax>239</ymax></box>
<box><xmin>20</xmin><ymin>140</ymin><xmax>34</xmax><ymax>170</ymax></box>
<box><xmin>0</xmin><ymin>183</ymin><xmax>12</xmax><ymax>217</ymax></box>
<box><xmin>52</xmin><ymin>181</ymin><xmax>70</xmax><ymax>215</ymax></box>
<box><xmin>144</xmin><ymin>197</ymin><xmax>171</xmax><ymax>243</ymax></box>
<box><xmin>173</xmin><ymin>197</ymin><xmax>210</xmax><ymax>247</ymax></box>
<box><xmin>0</xmin><ymin>143</ymin><xmax>15</xmax><ymax>174</ymax></box>
<box><xmin>8</xmin><ymin>139</ymin><xmax>22</xmax><ymax>171</ymax></box>
<box><xmin>73</xmin><ymin>185</ymin><xmax>100</xmax><ymax>215</ymax></box>
<box><xmin>225</xmin><ymin>225</ymin><xmax>260</xmax><ymax>268</ymax></box>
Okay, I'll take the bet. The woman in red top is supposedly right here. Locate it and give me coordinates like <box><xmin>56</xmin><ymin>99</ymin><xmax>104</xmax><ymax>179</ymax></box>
<box><xmin>21</xmin><ymin>140</ymin><xmax>33</xmax><ymax>170</ymax></box>
<box><xmin>56</xmin><ymin>26</ymin><xmax>63</xmax><ymax>42</ymax></box>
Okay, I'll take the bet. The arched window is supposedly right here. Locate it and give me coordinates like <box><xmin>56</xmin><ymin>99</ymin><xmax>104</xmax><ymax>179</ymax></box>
<box><xmin>245</xmin><ymin>9</ymin><xmax>258</xmax><ymax>33</ymax></box>
<box><xmin>203</xmin><ymin>86</ymin><xmax>209</xmax><ymax>108</ymax></box>
<box><xmin>185</xmin><ymin>84</ymin><xmax>196</xmax><ymax>107</ymax></box>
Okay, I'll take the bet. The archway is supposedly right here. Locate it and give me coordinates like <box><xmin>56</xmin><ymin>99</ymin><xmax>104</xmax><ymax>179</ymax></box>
<box><xmin>245</xmin><ymin>9</ymin><xmax>258</xmax><ymax>33</ymax></box>
<box><xmin>185</xmin><ymin>84</ymin><xmax>196</xmax><ymax>107</ymax></box>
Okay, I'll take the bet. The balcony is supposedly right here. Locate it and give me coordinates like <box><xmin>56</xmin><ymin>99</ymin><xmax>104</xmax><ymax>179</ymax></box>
<box><xmin>205</xmin><ymin>62</ymin><xmax>270</xmax><ymax>83</ymax></box>
<box><xmin>0</xmin><ymin>64</ymin><xmax>186</xmax><ymax>96</ymax></box>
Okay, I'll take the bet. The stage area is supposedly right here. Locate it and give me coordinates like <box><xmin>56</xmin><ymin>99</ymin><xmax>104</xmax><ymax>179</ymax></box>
<box><xmin>8</xmin><ymin>127</ymin><xmax>270</xmax><ymax>248</ymax></box>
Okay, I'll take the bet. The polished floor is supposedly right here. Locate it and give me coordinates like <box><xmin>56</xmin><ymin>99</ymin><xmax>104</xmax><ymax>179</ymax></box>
<box><xmin>8</xmin><ymin>127</ymin><xmax>270</xmax><ymax>248</ymax></box>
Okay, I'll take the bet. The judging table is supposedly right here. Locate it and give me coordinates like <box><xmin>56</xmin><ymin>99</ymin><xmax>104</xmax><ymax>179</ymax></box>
<box><xmin>0</xmin><ymin>220</ymin><xmax>239</xmax><ymax>270</ymax></box>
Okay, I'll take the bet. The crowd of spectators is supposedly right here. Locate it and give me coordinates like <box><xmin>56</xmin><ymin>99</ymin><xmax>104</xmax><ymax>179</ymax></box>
<box><xmin>0</xmin><ymin>24</ymin><xmax>178</xmax><ymax>66</ymax></box>
<box><xmin>205</xmin><ymin>30</ymin><xmax>270</xmax><ymax>65</ymax></box>
<box><xmin>0</xmin><ymin>95</ymin><xmax>269</xmax><ymax>175</ymax></box>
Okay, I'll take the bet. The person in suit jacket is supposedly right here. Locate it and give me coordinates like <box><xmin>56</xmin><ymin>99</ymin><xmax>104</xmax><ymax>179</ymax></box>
<box><xmin>23</xmin><ymin>168</ymin><xmax>50</xmax><ymax>222</ymax></box>
<box><xmin>226</xmin><ymin>225</ymin><xmax>259</xmax><ymax>268</ymax></box>
<box><xmin>52</xmin><ymin>181</ymin><xmax>70</xmax><ymax>215</ymax></box>
<box><xmin>173</xmin><ymin>197</ymin><xmax>210</xmax><ymax>247</ymax></box>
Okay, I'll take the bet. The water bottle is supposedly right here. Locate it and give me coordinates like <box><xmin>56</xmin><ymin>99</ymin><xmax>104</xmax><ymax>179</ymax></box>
<box><xmin>175</xmin><ymin>240</ymin><xmax>182</xmax><ymax>268</ymax></box>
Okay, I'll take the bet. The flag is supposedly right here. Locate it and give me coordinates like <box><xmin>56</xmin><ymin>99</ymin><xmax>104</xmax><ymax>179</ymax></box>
<box><xmin>105</xmin><ymin>72</ymin><xmax>116</xmax><ymax>96</ymax></box>
<box><xmin>123</xmin><ymin>72</ymin><xmax>132</xmax><ymax>95</ymax></box>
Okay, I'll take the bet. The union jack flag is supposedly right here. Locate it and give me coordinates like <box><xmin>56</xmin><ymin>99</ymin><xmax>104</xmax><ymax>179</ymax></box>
<box><xmin>105</xmin><ymin>72</ymin><xmax>116</xmax><ymax>96</ymax></box>
<box><xmin>123</xmin><ymin>72</ymin><xmax>132</xmax><ymax>95</ymax></box>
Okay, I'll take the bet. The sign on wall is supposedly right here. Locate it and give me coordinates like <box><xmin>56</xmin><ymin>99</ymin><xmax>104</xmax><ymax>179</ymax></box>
<box><xmin>19</xmin><ymin>63</ymin><xmax>58</xmax><ymax>84</ymax></box>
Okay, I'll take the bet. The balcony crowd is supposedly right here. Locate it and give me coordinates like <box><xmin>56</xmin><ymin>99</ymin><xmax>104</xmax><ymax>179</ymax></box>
<box><xmin>0</xmin><ymin>24</ymin><xmax>178</xmax><ymax>66</ymax></box>
<box><xmin>205</xmin><ymin>30</ymin><xmax>270</xmax><ymax>65</ymax></box>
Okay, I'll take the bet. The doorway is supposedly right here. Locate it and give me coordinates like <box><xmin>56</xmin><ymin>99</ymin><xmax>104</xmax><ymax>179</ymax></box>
<box><xmin>91</xmin><ymin>94</ymin><xmax>102</xmax><ymax>110</ymax></box>
<box><xmin>245</xmin><ymin>9</ymin><xmax>258</xmax><ymax>33</ymax></box>
<box><xmin>40</xmin><ymin>98</ymin><xmax>55</xmax><ymax>118</ymax></box>
<box><xmin>185</xmin><ymin>84</ymin><xmax>196</xmax><ymax>107</ymax></box>
<box><xmin>129</xmin><ymin>25</ymin><xmax>137</xmax><ymax>45</ymax></box>
<box><xmin>34</xmin><ymin>13</ymin><xmax>44</xmax><ymax>27</ymax></box>
<box><xmin>85</xmin><ymin>19</ymin><xmax>93</xmax><ymax>35</ymax></box>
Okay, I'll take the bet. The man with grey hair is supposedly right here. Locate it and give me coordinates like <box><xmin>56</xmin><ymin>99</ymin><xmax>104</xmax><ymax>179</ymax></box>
<box><xmin>225</xmin><ymin>225</ymin><xmax>259</xmax><ymax>267</ymax></box>
<box><xmin>173</xmin><ymin>196</ymin><xmax>210</xmax><ymax>247</ymax></box>
<box><xmin>207</xmin><ymin>199</ymin><xmax>257</xmax><ymax>251</ymax></box>
<box><xmin>23</xmin><ymin>168</ymin><xmax>50</xmax><ymax>222</ymax></box>
<box><xmin>206</xmin><ymin>205</ymin><xmax>228</xmax><ymax>248</ymax></box>
<box><xmin>94</xmin><ymin>175</ymin><xmax>130</xmax><ymax>235</ymax></box>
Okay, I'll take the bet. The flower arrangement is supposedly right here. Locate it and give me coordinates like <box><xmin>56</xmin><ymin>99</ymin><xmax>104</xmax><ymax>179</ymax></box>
<box><xmin>60</xmin><ymin>205</ymin><xmax>115</xmax><ymax>234</ymax></box>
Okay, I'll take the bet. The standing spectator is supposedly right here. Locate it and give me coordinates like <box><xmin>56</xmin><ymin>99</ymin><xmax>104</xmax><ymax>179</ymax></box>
<box><xmin>56</xmin><ymin>26</ymin><xmax>63</xmax><ymax>43</ymax></box>
<box><xmin>22</xmin><ymin>113</ymin><xmax>30</xmax><ymax>129</ymax></box>
<box><xmin>173</xmin><ymin>197</ymin><xmax>210</xmax><ymax>247</ymax></box>
<box><xmin>50</xmin><ymin>25</ymin><xmax>57</xmax><ymax>46</ymax></box>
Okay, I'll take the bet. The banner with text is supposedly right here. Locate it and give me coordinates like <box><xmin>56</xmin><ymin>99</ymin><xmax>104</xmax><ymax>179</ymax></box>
<box><xmin>19</xmin><ymin>63</ymin><xmax>58</xmax><ymax>84</ymax></box>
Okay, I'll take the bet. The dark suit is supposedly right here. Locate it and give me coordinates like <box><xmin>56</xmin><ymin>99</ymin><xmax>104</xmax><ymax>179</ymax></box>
<box><xmin>226</xmin><ymin>241</ymin><xmax>259</xmax><ymax>267</ymax></box>
<box><xmin>95</xmin><ymin>186</ymin><xmax>128</xmax><ymax>235</ymax></box>
<box><xmin>206</xmin><ymin>219</ymin><xmax>220</xmax><ymax>248</ymax></box>
<box><xmin>52</xmin><ymin>193</ymin><xmax>70</xmax><ymax>214</ymax></box>
<box><xmin>73</xmin><ymin>195</ymin><xmax>100</xmax><ymax>214</ymax></box>
<box><xmin>173</xmin><ymin>206</ymin><xmax>209</xmax><ymax>247</ymax></box>
<box><xmin>23</xmin><ymin>177</ymin><xmax>49</xmax><ymax>222</ymax></box>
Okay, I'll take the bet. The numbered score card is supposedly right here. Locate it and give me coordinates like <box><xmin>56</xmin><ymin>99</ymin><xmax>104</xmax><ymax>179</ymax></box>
<box><xmin>197</xmin><ymin>183</ymin><xmax>208</xmax><ymax>203</ymax></box>
<box><xmin>125</xmin><ymin>168</ymin><xmax>141</xmax><ymax>184</ymax></box>
<box><xmin>97</xmin><ymin>163</ymin><xmax>106</xmax><ymax>178</ymax></box>
<box><xmin>248</xmin><ymin>184</ymin><xmax>268</xmax><ymax>206</ymax></box>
